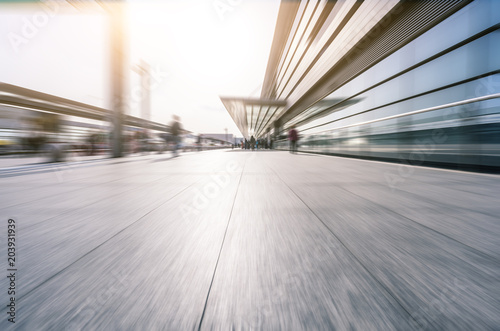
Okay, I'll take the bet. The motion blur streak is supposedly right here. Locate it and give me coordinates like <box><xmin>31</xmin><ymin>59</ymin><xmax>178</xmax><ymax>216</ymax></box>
<box><xmin>0</xmin><ymin>150</ymin><xmax>499</xmax><ymax>330</ymax></box>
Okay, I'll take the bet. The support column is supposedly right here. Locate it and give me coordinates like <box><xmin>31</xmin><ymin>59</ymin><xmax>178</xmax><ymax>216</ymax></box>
<box><xmin>273</xmin><ymin>119</ymin><xmax>282</xmax><ymax>140</ymax></box>
<box><xmin>109</xmin><ymin>0</ymin><xmax>127</xmax><ymax>158</ymax></box>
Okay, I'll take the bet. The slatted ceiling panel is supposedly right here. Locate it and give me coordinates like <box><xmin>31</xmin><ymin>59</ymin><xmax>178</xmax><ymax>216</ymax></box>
<box><xmin>364</xmin><ymin>1</ymin><xmax>461</xmax><ymax>68</ymax></box>
<box><xmin>254</xmin><ymin>111</ymin><xmax>259</xmax><ymax>132</ymax></box>
<box><xmin>261</xmin><ymin>106</ymin><xmax>281</xmax><ymax>135</ymax></box>
<box><xmin>259</xmin><ymin>107</ymin><xmax>272</xmax><ymax>129</ymax></box>
<box><xmin>276</xmin><ymin>1</ymin><xmax>319</xmax><ymax>91</ymax></box>
<box><xmin>276</xmin><ymin>1</ymin><xmax>324</xmax><ymax>101</ymax></box>
<box><xmin>220</xmin><ymin>97</ymin><xmax>249</xmax><ymax>139</ymax></box>
<box><xmin>268</xmin><ymin>107</ymin><xmax>282</xmax><ymax>132</ymax></box>
<box><xmin>285</xmin><ymin>0</ymin><xmax>324</xmax><ymax>72</ymax></box>
<box><xmin>255</xmin><ymin>105</ymin><xmax>270</xmax><ymax>136</ymax></box>
<box><xmin>307</xmin><ymin>0</ymin><xmax>337</xmax><ymax>47</ymax></box>
<box><xmin>273</xmin><ymin>0</ymin><xmax>337</xmax><ymax>99</ymax></box>
<box><xmin>260</xmin><ymin>106</ymin><xmax>282</xmax><ymax>136</ymax></box>
<box><xmin>251</xmin><ymin>111</ymin><xmax>260</xmax><ymax>133</ymax></box>
<box><xmin>313</xmin><ymin>0</ymin><xmax>356</xmax><ymax>50</ymax></box>
<box><xmin>281</xmin><ymin>0</ymin><xmax>472</xmax><ymax>124</ymax></box>
<box><xmin>255</xmin><ymin>105</ymin><xmax>264</xmax><ymax>132</ymax></box>
<box><xmin>365</xmin><ymin>4</ymin><xmax>437</xmax><ymax>60</ymax></box>
<box><xmin>241</xmin><ymin>104</ymin><xmax>249</xmax><ymax>137</ymax></box>
<box><xmin>273</xmin><ymin>1</ymin><xmax>309</xmax><ymax>84</ymax></box>
<box><xmin>261</xmin><ymin>106</ymin><xmax>277</xmax><ymax>134</ymax></box>
<box><xmin>275</xmin><ymin>11</ymin><xmax>307</xmax><ymax>89</ymax></box>
<box><xmin>251</xmin><ymin>105</ymin><xmax>257</xmax><ymax>132</ymax></box>
<box><xmin>303</xmin><ymin>1</ymin><xmax>345</xmax><ymax>76</ymax></box>
<box><xmin>331</xmin><ymin>0</ymin><xmax>466</xmax><ymax>93</ymax></box>
<box><xmin>253</xmin><ymin>106</ymin><xmax>259</xmax><ymax>130</ymax></box>
<box><xmin>254</xmin><ymin>106</ymin><xmax>260</xmax><ymax>132</ymax></box>
<box><xmin>240</xmin><ymin>103</ymin><xmax>249</xmax><ymax>138</ymax></box>
<box><xmin>262</xmin><ymin>1</ymin><xmax>302</xmax><ymax>100</ymax></box>
<box><xmin>312</xmin><ymin>0</ymin><xmax>342</xmax><ymax>46</ymax></box>
<box><xmin>280</xmin><ymin>0</ymin><xmax>367</xmax><ymax>100</ymax></box>
<box><xmin>278</xmin><ymin>0</ymin><xmax>363</xmax><ymax>101</ymax></box>
<box><xmin>246</xmin><ymin>105</ymin><xmax>253</xmax><ymax>132</ymax></box>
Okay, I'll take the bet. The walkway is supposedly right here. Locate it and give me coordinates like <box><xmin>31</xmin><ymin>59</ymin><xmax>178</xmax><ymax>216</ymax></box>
<box><xmin>1</xmin><ymin>150</ymin><xmax>499</xmax><ymax>330</ymax></box>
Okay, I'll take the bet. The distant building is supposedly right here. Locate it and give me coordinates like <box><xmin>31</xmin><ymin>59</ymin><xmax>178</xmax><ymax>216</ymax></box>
<box><xmin>200</xmin><ymin>133</ymin><xmax>233</xmax><ymax>144</ymax></box>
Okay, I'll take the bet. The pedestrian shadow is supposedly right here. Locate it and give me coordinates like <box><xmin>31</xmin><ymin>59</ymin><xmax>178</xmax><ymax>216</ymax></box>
<box><xmin>110</xmin><ymin>159</ymin><xmax>137</xmax><ymax>165</ymax></box>
<box><xmin>226</xmin><ymin>149</ymin><xmax>277</xmax><ymax>152</ymax></box>
<box><xmin>151</xmin><ymin>156</ymin><xmax>177</xmax><ymax>163</ymax></box>
<box><xmin>289</xmin><ymin>152</ymin><xmax>322</xmax><ymax>157</ymax></box>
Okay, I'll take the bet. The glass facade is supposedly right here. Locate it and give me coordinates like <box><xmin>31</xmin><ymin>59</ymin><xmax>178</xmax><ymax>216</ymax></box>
<box><xmin>268</xmin><ymin>0</ymin><xmax>500</xmax><ymax>169</ymax></box>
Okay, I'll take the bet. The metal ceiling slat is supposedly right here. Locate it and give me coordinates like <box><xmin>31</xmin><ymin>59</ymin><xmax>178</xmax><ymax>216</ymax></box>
<box><xmin>220</xmin><ymin>97</ymin><xmax>286</xmax><ymax>138</ymax></box>
<box><xmin>249</xmin><ymin>104</ymin><xmax>254</xmax><ymax>132</ymax></box>
<box><xmin>254</xmin><ymin>105</ymin><xmax>264</xmax><ymax>134</ymax></box>
<box><xmin>276</xmin><ymin>0</ymin><xmax>472</xmax><ymax>125</ymax></box>
<box><xmin>255</xmin><ymin>105</ymin><xmax>271</xmax><ymax>136</ymax></box>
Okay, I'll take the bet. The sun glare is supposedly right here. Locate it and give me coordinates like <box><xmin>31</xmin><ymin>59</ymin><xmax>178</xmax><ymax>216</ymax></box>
<box><xmin>125</xmin><ymin>0</ymin><xmax>280</xmax><ymax>132</ymax></box>
<box><xmin>129</xmin><ymin>0</ymin><xmax>275</xmax><ymax>94</ymax></box>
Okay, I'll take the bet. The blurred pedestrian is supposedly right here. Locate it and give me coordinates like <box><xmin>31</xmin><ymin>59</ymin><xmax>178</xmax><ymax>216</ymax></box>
<box><xmin>250</xmin><ymin>135</ymin><xmax>256</xmax><ymax>151</ymax></box>
<box><xmin>288</xmin><ymin>125</ymin><xmax>298</xmax><ymax>154</ymax></box>
<box><xmin>197</xmin><ymin>134</ymin><xmax>202</xmax><ymax>152</ymax></box>
<box><xmin>169</xmin><ymin>115</ymin><xmax>183</xmax><ymax>157</ymax></box>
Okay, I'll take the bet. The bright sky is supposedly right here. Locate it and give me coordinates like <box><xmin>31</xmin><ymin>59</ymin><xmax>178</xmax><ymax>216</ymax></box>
<box><xmin>0</xmin><ymin>0</ymin><xmax>281</xmax><ymax>137</ymax></box>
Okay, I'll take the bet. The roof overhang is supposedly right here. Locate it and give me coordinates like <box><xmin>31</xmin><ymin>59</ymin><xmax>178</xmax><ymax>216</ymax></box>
<box><xmin>220</xmin><ymin>97</ymin><xmax>286</xmax><ymax>139</ymax></box>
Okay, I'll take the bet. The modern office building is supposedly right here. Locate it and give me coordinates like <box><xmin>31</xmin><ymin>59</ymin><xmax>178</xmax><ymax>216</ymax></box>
<box><xmin>222</xmin><ymin>0</ymin><xmax>500</xmax><ymax>169</ymax></box>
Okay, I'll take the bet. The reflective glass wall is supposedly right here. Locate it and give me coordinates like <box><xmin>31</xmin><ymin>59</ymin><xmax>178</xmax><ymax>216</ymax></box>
<box><xmin>278</xmin><ymin>0</ymin><xmax>500</xmax><ymax>169</ymax></box>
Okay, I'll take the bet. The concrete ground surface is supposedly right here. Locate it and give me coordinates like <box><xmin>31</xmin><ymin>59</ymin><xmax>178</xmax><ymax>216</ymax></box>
<box><xmin>0</xmin><ymin>150</ymin><xmax>499</xmax><ymax>330</ymax></box>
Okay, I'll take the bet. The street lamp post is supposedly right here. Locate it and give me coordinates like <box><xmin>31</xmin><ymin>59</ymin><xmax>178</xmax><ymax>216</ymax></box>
<box><xmin>66</xmin><ymin>0</ymin><xmax>127</xmax><ymax>157</ymax></box>
<box><xmin>109</xmin><ymin>1</ymin><xmax>127</xmax><ymax>158</ymax></box>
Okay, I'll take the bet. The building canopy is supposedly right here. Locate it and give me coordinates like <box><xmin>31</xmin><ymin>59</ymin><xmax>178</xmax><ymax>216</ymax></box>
<box><xmin>220</xmin><ymin>97</ymin><xmax>286</xmax><ymax>139</ymax></box>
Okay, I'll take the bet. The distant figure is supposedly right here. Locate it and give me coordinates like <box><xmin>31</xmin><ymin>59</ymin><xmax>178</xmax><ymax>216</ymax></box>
<box><xmin>87</xmin><ymin>134</ymin><xmax>96</xmax><ymax>156</ymax></box>
<box><xmin>250</xmin><ymin>135</ymin><xmax>256</xmax><ymax>151</ymax></box>
<box><xmin>288</xmin><ymin>125</ymin><xmax>298</xmax><ymax>154</ymax></box>
<box><xmin>197</xmin><ymin>134</ymin><xmax>202</xmax><ymax>152</ymax></box>
<box><xmin>169</xmin><ymin>115</ymin><xmax>183</xmax><ymax>157</ymax></box>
